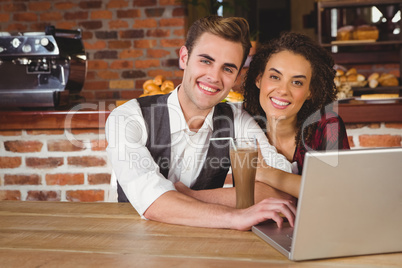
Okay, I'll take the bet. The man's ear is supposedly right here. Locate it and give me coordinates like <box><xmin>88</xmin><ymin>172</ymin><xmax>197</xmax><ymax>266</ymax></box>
<box><xmin>179</xmin><ymin>46</ymin><xmax>188</xmax><ymax>70</ymax></box>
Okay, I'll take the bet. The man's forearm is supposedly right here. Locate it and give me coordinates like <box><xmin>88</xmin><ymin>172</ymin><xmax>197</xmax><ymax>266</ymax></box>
<box><xmin>174</xmin><ymin>182</ymin><xmax>236</xmax><ymax>207</ymax></box>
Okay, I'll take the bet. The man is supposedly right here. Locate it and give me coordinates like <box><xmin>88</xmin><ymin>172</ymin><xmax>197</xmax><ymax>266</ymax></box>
<box><xmin>106</xmin><ymin>16</ymin><xmax>295</xmax><ymax>230</ymax></box>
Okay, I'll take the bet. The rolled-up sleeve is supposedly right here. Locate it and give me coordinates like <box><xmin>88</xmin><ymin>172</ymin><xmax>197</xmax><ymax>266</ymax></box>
<box><xmin>105</xmin><ymin>99</ymin><xmax>176</xmax><ymax>216</ymax></box>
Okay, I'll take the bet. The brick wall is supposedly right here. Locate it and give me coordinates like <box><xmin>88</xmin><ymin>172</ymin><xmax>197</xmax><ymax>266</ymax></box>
<box><xmin>346</xmin><ymin>123</ymin><xmax>402</xmax><ymax>148</ymax></box>
<box><xmin>1</xmin><ymin>122</ymin><xmax>401</xmax><ymax>202</ymax></box>
<box><xmin>0</xmin><ymin>0</ymin><xmax>185</xmax><ymax>100</ymax></box>
<box><xmin>0</xmin><ymin>129</ymin><xmax>115</xmax><ymax>201</ymax></box>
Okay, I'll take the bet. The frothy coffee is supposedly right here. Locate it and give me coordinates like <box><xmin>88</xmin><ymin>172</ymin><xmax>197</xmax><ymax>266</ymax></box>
<box><xmin>230</xmin><ymin>148</ymin><xmax>258</xmax><ymax>209</ymax></box>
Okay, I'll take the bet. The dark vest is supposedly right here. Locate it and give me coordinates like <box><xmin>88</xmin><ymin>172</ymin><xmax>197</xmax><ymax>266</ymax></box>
<box><xmin>117</xmin><ymin>93</ymin><xmax>235</xmax><ymax>202</ymax></box>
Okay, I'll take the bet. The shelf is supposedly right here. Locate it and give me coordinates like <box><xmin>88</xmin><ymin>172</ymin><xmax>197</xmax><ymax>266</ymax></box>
<box><xmin>321</xmin><ymin>40</ymin><xmax>402</xmax><ymax>48</ymax></box>
<box><xmin>318</xmin><ymin>0</ymin><xmax>402</xmax><ymax>9</ymax></box>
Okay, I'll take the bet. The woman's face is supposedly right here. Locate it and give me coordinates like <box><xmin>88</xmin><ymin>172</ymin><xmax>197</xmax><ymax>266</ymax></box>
<box><xmin>257</xmin><ymin>50</ymin><xmax>312</xmax><ymax>123</ymax></box>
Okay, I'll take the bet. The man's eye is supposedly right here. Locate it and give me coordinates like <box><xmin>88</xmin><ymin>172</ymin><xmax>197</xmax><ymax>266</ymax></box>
<box><xmin>201</xmin><ymin>59</ymin><xmax>210</xmax><ymax>64</ymax></box>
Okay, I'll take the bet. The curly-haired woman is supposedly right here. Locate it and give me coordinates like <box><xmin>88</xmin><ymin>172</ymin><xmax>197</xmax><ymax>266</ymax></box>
<box><xmin>243</xmin><ymin>32</ymin><xmax>350</xmax><ymax>198</ymax></box>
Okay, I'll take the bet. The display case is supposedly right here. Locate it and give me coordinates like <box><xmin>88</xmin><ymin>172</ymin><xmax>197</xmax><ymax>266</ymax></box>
<box><xmin>317</xmin><ymin>0</ymin><xmax>402</xmax><ymax>97</ymax></box>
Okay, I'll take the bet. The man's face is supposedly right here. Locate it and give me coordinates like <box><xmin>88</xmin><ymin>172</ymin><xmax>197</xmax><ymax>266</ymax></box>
<box><xmin>178</xmin><ymin>32</ymin><xmax>243</xmax><ymax>115</ymax></box>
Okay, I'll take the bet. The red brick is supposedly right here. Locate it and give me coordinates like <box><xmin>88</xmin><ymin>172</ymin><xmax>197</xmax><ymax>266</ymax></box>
<box><xmin>94</xmin><ymin>91</ymin><xmax>121</xmax><ymax>99</ymax></box>
<box><xmin>108</xmin><ymin>40</ymin><xmax>132</xmax><ymax>49</ymax></box>
<box><xmin>160</xmin><ymin>18</ymin><xmax>185</xmax><ymax>27</ymax></box>
<box><xmin>348</xmin><ymin>136</ymin><xmax>355</xmax><ymax>147</ymax></box>
<box><xmin>145</xmin><ymin>8</ymin><xmax>164</xmax><ymax>17</ymax></box>
<box><xmin>4</xmin><ymin>140</ymin><xmax>43</xmax><ymax>153</ymax></box>
<box><xmin>368</xmin><ymin>123</ymin><xmax>381</xmax><ymax>129</ymax></box>
<box><xmin>119</xmin><ymin>49</ymin><xmax>143</xmax><ymax>58</ymax></box>
<box><xmin>85</xmin><ymin>71</ymin><xmax>97</xmax><ymax>80</ymax></box>
<box><xmin>25</xmin><ymin>157</ymin><xmax>63</xmax><ymax>169</ymax></box>
<box><xmin>147</xmin><ymin>28</ymin><xmax>170</xmax><ymax>38</ymax></box>
<box><xmin>4</xmin><ymin>3</ymin><xmax>27</xmax><ymax>12</ymax></box>
<box><xmin>135</xmin><ymin>59</ymin><xmax>160</xmax><ymax>69</ymax></box>
<box><xmin>79</xmin><ymin>1</ymin><xmax>102</xmax><ymax>9</ymax></box>
<box><xmin>0</xmin><ymin>190</ymin><xmax>21</xmax><ymax>201</ymax></box>
<box><xmin>0</xmin><ymin>130</ymin><xmax>22</xmax><ymax>136</ymax></box>
<box><xmin>359</xmin><ymin>135</ymin><xmax>402</xmax><ymax>147</ymax></box>
<box><xmin>121</xmin><ymin>90</ymin><xmax>142</xmax><ymax>99</ymax></box>
<box><xmin>91</xmin><ymin>10</ymin><xmax>113</xmax><ymax>19</ymax></box>
<box><xmin>133</xmin><ymin>18</ymin><xmax>157</xmax><ymax>28</ymax></box>
<box><xmin>97</xmin><ymin>70</ymin><xmax>120</xmax><ymax>79</ymax></box>
<box><xmin>27</xmin><ymin>191</ymin><xmax>61</xmax><ymax>201</ymax></box>
<box><xmin>0</xmin><ymin>13</ymin><xmax>10</xmax><ymax>22</ymax></box>
<box><xmin>172</xmin><ymin>7</ymin><xmax>186</xmax><ymax>16</ymax></box>
<box><xmin>68</xmin><ymin>128</ymin><xmax>105</xmax><ymax>135</ymax></box>
<box><xmin>83</xmin><ymin>81</ymin><xmax>110</xmax><ymax>91</ymax></box>
<box><xmin>385</xmin><ymin>123</ymin><xmax>402</xmax><ymax>129</ymax></box>
<box><xmin>55</xmin><ymin>2</ymin><xmax>77</xmax><ymax>10</ymax></box>
<box><xmin>64</xmin><ymin>11</ymin><xmax>88</xmax><ymax>20</ymax></box>
<box><xmin>47</xmin><ymin>140</ymin><xmax>85</xmax><ymax>152</ymax></box>
<box><xmin>133</xmin><ymin>0</ymin><xmax>157</xmax><ymax>7</ymax></box>
<box><xmin>134</xmin><ymin>39</ymin><xmax>157</xmax><ymax>48</ymax></box>
<box><xmin>68</xmin><ymin>156</ymin><xmax>107</xmax><ymax>167</ymax></box>
<box><xmin>28</xmin><ymin>2</ymin><xmax>51</xmax><ymax>11</ymax></box>
<box><xmin>161</xmin><ymin>39</ymin><xmax>185</xmax><ymax>47</ymax></box>
<box><xmin>88</xmin><ymin>173</ymin><xmax>111</xmax><ymax>184</ymax></box>
<box><xmin>46</xmin><ymin>173</ymin><xmax>85</xmax><ymax>185</ymax></box>
<box><xmin>26</xmin><ymin>129</ymin><xmax>64</xmax><ymax>135</ymax></box>
<box><xmin>160</xmin><ymin>0</ymin><xmax>181</xmax><ymax>5</ymax></box>
<box><xmin>0</xmin><ymin>157</ymin><xmax>22</xmax><ymax>168</ymax></box>
<box><xmin>109</xmin><ymin>20</ymin><xmax>129</xmax><ymax>29</ymax></box>
<box><xmin>56</xmin><ymin>21</ymin><xmax>78</xmax><ymax>29</ymax></box>
<box><xmin>120</xmin><ymin>29</ymin><xmax>144</xmax><ymax>39</ymax></box>
<box><xmin>107</xmin><ymin>0</ymin><xmax>129</xmax><ymax>9</ymax></box>
<box><xmin>173</xmin><ymin>28</ymin><xmax>185</xmax><ymax>37</ymax></box>
<box><xmin>6</xmin><ymin>24</ymin><xmax>28</xmax><ymax>32</ymax></box>
<box><xmin>147</xmin><ymin>69</ymin><xmax>174</xmax><ymax>79</ymax></box>
<box><xmin>91</xmin><ymin>139</ymin><xmax>108</xmax><ymax>151</ymax></box>
<box><xmin>79</xmin><ymin>20</ymin><xmax>103</xmax><ymax>30</ymax></box>
<box><xmin>4</xmin><ymin>174</ymin><xmax>41</xmax><ymax>185</ymax></box>
<box><xmin>13</xmin><ymin>12</ymin><xmax>37</xmax><ymax>21</ymax></box>
<box><xmin>87</xmin><ymin>60</ymin><xmax>108</xmax><ymax>69</ymax></box>
<box><xmin>147</xmin><ymin>49</ymin><xmax>170</xmax><ymax>58</ymax></box>
<box><xmin>66</xmin><ymin>190</ymin><xmax>104</xmax><ymax>202</ymax></box>
<box><xmin>116</xmin><ymin>9</ymin><xmax>141</xmax><ymax>19</ymax></box>
<box><xmin>110</xmin><ymin>60</ymin><xmax>133</xmax><ymax>69</ymax></box>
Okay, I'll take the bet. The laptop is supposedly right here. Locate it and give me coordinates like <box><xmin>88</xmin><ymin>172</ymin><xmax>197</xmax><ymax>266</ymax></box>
<box><xmin>252</xmin><ymin>147</ymin><xmax>402</xmax><ymax>261</ymax></box>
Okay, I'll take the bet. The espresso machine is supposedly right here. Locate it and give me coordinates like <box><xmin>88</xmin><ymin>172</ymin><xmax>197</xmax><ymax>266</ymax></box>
<box><xmin>0</xmin><ymin>26</ymin><xmax>86</xmax><ymax>107</ymax></box>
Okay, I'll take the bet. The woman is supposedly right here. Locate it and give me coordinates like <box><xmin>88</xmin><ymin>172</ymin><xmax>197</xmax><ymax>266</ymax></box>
<box><xmin>243</xmin><ymin>32</ymin><xmax>350</xmax><ymax>198</ymax></box>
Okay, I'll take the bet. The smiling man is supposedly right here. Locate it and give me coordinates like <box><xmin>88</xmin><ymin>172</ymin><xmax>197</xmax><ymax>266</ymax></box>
<box><xmin>106</xmin><ymin>16</ymin><xmax>296</xmax><ymax>230</ymax></box>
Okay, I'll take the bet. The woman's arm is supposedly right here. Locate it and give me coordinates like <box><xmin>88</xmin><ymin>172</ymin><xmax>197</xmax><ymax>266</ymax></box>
<box><xmin>256</xmin><ymin>145</ymin><xmax>301</xmax><ymax>198</ymax></box>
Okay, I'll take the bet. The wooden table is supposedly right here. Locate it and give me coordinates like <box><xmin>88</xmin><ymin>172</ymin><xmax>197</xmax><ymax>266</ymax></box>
<box><xmin>1</xmin><ymin>201</ymin><xmax>401</xmax><ymax>267</ymax></box>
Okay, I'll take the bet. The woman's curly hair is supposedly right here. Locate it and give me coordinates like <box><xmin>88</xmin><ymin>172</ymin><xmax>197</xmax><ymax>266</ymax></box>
<box><xmin>243</xmin><ymin>32</ymin><xmax>337</xmax><ymax>147</ymax></box>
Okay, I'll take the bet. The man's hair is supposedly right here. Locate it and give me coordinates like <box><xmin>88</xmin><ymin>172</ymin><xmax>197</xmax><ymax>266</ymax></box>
<box><xmin>185</xmin><ymin>15</ymin><xmax>251</xmax><ymax>70</ymax></box>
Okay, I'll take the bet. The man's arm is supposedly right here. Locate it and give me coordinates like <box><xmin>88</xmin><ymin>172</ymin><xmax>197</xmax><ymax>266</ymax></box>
<box><xmin>143</xmin><ymin>190</ymin><xmax>296</xmax><ymax>231</ymax></box>
<box><xmin>174</xmin><ymin>180</ymin><xmax>296</xmax><ymax>206</ymax></box>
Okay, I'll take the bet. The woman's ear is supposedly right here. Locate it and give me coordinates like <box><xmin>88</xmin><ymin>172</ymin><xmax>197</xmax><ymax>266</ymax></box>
<box><xmin>179</xmin><ymin>46</ymin><xmax>188</xmax><ymax>70</ymax></box>
<box><xmin>255</xmin><ymin>75</ymin><xmax>261</xmax><ymax>89</ymax></box>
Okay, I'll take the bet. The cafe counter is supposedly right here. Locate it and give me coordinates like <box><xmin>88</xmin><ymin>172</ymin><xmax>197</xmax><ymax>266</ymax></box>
<box><xmin>0</xmin><ymin>100</ymin><xmax>401</xmax><ymax>202</ymax></box>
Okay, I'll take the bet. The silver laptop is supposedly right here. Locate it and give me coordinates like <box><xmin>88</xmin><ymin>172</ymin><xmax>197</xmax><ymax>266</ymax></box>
<box><xmin>252</xmin><ymin>147</ymin><xmax>402</xmax><ymax>261</ymax></box>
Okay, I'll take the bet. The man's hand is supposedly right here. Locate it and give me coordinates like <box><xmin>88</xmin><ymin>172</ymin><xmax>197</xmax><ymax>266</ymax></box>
<box><xmin>232</xmin><ymin>197</ymin><xmax>296</xmax><ymax>231</ymax></box>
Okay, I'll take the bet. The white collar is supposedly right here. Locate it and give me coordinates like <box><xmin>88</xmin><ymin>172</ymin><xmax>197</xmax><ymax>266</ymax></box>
<box><xmin>168</xmin><ymin>87</ymin><xmax>214</xmax><ymax>135</ymax></box>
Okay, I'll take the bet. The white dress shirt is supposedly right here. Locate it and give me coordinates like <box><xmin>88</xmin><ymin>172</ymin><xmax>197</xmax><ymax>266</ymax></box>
<box><xmin>105</xmin><ymin>89</ymin><xmax>291</xmax><ymax>216</ymax></box>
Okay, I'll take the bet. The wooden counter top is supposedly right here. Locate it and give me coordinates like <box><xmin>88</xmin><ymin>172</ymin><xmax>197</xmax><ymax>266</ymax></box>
<box><xmin>1</xmin><ymin>201</ymin><xmax>401</xmax><ymax>267</ymax></box>
<box><xmin>0</xmin><ymin>99</ymin><xmax>401</xmax><ymax>130</ymax></box>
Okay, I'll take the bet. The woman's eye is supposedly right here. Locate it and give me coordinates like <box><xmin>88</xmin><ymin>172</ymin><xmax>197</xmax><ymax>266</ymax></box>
<box><xmin>293</xmin><ymin>81</ymin><xmax>303</xmax><ymax>86</ymax></box>
<box><xmin>269</xmin><ymin>75</ymin><xmax>279</xmax><ymax>80</ymax></box>
<box><xmin>224</xmin><ymin>67</ymin><xmax>233</xmax><ymax>73</ymax></box>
